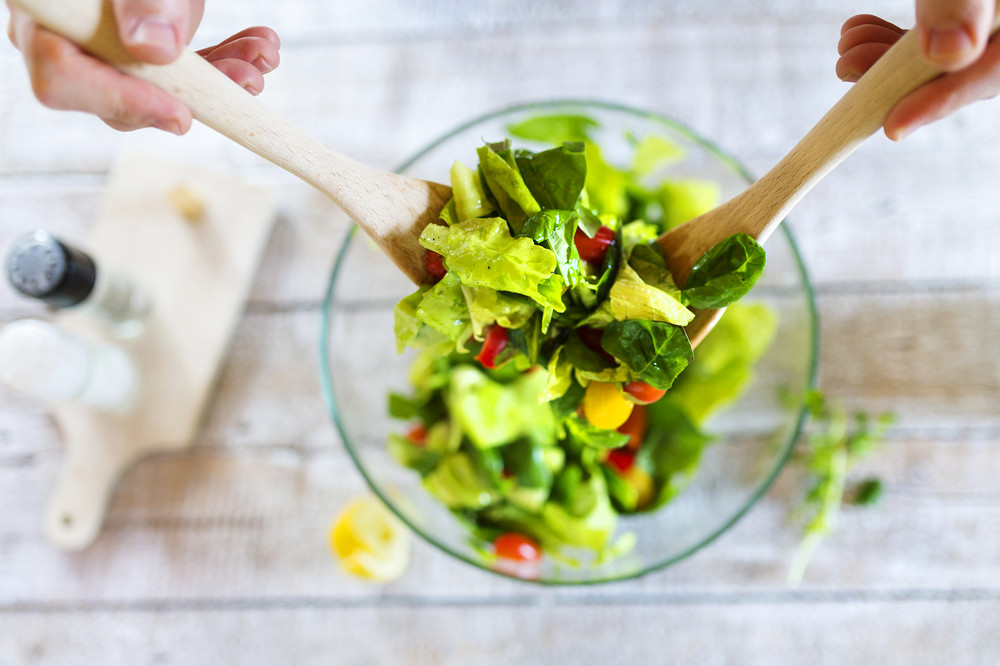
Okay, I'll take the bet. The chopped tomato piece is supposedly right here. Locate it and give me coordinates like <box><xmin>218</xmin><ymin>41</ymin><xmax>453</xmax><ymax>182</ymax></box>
<box><xmin>623</xmin><ymin>380</ymin><xmax>667</xmax><ymax>405</ymax></box>
<box><xmin>494</xmin><ymin>532</ymin><xmax>542</xmax><ymax>562</ymax></box>
<box><xmin>424</xmin><ymin>250</ymin><xmax>447</xmax><ymax>282</ymax></box>
<box><xmin>475</xmin><ymin>325</ymin><xmax>508</xmax><ymax>369</ymax></box>
<box><xmin>617</xmin><ymin>404</ymin><xmax>648</xmax><ymax>450</ymax></box>
<box><xmin>406</xmin><ymin>423</ymin><xmax>427</xmax><ymax>446</ymax></box>
<box><xmin>605</xmin><ymin>447</ymin><xmax>636</xmax><ymax>473</ymax></box>
<box><xmin>574</xmin><ymin>225</ymin><xmax>615</xmax><ymax>264</ymax></box>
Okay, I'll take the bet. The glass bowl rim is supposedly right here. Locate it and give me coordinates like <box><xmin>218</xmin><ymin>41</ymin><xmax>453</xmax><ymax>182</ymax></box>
<box><xmin>319</xmin><ymin>98</ymin><xmax>820</xmax><ymax>586</ymax></box>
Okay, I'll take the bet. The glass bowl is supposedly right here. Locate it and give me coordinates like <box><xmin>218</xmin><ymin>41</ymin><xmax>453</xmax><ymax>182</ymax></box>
<box><xmin>321</xmin><ymin>100</ymin><xmax>818</xmax><ymax>584</ymax></box>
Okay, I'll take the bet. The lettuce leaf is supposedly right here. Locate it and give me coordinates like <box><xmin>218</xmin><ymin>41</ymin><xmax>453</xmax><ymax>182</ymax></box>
<box><xmin>507</xmin><ymin>113</ymin><xmax>598</xmax><ymax>144</ymax></box>
<box><xmin>666</xmin><ymin>302</ymin><xmax>777</xmax><ymax>424</ymax></box>
<box><xmin>450</xmin><ymin>160</ymin><xmax>495</xmax><ymax>221</ymax></box>
<box><xmin>608</xmin><ymin>263</ymin><xmax>694</xmax><ymax>325</ymax></box>
<box><xmin>414</xmin><ymin>272</ymin><xmax>472</xmax><ymax>343</ymax></box>
<box><xmin>394</xmin><ymin>286</ymin><xmax>450</xmax><ymax>353</ymax></box>
<box><xmin>422</xmin><ymin>452</ymin><xmax>499</xmax><ymax>509</ymax></box>
<box><xmin>631</xmin><ymin>135</ymin><xmax>685</xmax><ymax>175</ymax></box>
<box><xmin>659</xmin><ymin>178</ymin><xmax>720</xmax><ymax>231</ymax></box>
<box><xmin>477</xmin><ymin>142</ymin><xmax>541</xmax><ymax>232</ymax></box>
<box><xmin>447</xmin><ymin>365</ymin><xmax>557</xmax><ymax>449</ymax></box>
<box><xmin>461</xmin><ymin>285</ymin><xmax>535</xmax><ymax>339</ymax></box>
<box><xmin>419</xmin><ymin>217</ymin><xmax>566</xmax><ymax>311</ymax></box>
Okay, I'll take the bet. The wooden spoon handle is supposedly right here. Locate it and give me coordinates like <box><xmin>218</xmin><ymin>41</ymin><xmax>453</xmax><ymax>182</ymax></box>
<box><xmin>733</xmin><ymin>4</ymin><xmax>1000</xmax><ymax>245</ymax></box>
<box><xmin>10</xmin><ymin>0</ymin><xmax>448</xmax><ymax>283</ymax></box>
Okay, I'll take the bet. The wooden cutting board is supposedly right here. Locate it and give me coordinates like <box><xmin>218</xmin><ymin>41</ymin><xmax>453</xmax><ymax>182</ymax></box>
<box><xmin>46</xmin><ymin>152</ymin><xmax>276</xmax><ymax>550</ymax></box>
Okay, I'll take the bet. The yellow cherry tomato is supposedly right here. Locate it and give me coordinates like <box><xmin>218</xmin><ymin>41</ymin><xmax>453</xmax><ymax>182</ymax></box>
<box><xmin>583</xmin><ymin>381</ymin><xmax>634</xmax><ymax>430</ymax></box>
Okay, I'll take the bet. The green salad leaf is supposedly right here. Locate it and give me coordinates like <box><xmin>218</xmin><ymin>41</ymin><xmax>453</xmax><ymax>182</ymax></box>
<box><xmin>450</xmin><ymin>160</ymin><xmax>495</xmax><ymax>221</ymax></box>
<box><xmin>682</xmin><ymin>233</ymin><xmax>766</xmax><ymax>309</ymax></box>
<box><xmin>600</xmin><ymin>320</ymin><xmax>693</xmax><ymax>390</ymax></box>
<box><xmin>419</xmin><ymin>217</ymin><xmax>566</xmax><ymax>312</ymax></box>
<box><xmin>507</xmin><ymin>113</ymin><xmax>598</xmax><ymax>144</ymax></box>
<box><xmin>515</xmin><ymin>143</ymin><xmax>587</xmax><ymax>211</ymax></box>
<box><xmin>520</xmin><ymin>210</ymin><xmax>586</xmax><ymax>288</ymax></box>
<box><xmin>477</xmin><ymin>142</ymin><xmax>541</xmax><ymax>232</ymax></box>
<box><xmin>447</xmin><ymin>366</ymin><xmax>557</xmax><ymax>449</ymax></box>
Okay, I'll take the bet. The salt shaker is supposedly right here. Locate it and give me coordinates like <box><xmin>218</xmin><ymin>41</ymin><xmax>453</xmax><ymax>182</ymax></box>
<box><xmin>0</xmin><ymin>319</ymin><xmax>138</xmax><ymax>414</ymax></box>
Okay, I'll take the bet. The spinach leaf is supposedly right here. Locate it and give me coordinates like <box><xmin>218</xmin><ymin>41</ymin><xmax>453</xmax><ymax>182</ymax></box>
<box><xmin>515</xmin><ymin>143</ymin><xmax>587</xmax><ymax>211</ymax></box>
<box><xmin>560</xmin><ymin>330</ymin><xmax>617</xmax><ymax>374</ymax></box>
<box><xmin>600</xmin><ymin>320</ymin><xmax>693</xmax><ymax>390</ymax></box>
<box><xmin>501</xmin><ymin>439</ymin><xmax>555</xmax><ymax>491</ymax></box>
<box><xmin>549</xmin><ymin>379</ymin><xmax>586</xmax><ymax>420</ymax></box>
<box><xmin>507</xmin><ymin>311</ymin><xmax>544</xmax><ymax>366</ymax></box>
<box><xmin>682</xmin><ymin>233</ymin><xmax>765</xmax><ymax>309</ymax></box>
<box><xmin>520</xmin><ymin>209</ymin><xmax>585</xmax><ymax>288</ymax></box>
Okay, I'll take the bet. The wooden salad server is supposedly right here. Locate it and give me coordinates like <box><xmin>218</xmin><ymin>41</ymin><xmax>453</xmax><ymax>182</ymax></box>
<box><xmin>10</xmin><ymin>0</ymin><xmax>451</xmax><ymax>284</ymax></box>
<box><xmin>658</xmin><ymin>4</ymin><xmax>1000</xmax><ymax>347</ymax></box>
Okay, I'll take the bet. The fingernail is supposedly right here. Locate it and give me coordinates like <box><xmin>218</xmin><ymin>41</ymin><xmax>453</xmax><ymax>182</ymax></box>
<box><xmin>253</xmin><ymin>56</ymin><xmax>275</xmax><ymax>74</ymax></box>
<box><xmin>840</xmin><ymin>71</ymin><xmax>860</xmax><ymax>83</ymax></box>
<box><xmin>152</xmin><ymin>118</ymin><xmax>183</xmax><ymax>135</ymax></box>
<box><xmin>890</xmin><ymin>124</ymin><xmax>917</xmax><ymax>141</ymax></box>
<box><xmin>242</xmin><ymin>82</ymin><xmax>261</xmax><ymax>96</ymax></box>
<box><xmin>127</xmin><ymin>17</ymin><xmax>179</xmax><ymax>51</ymax></box>
<box><xmin>927</xmin><ymin>26</ymin><xmax>974</xmax><ymax>65</ymax></box>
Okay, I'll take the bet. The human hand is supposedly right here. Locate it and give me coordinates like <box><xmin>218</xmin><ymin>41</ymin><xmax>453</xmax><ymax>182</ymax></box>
<box><xmin>837</xmin><ymin>0</ymin><xmax>998</xmax><ymax>140</ymax></box>
<box><xmin>6</xmin><ymin>0</ymin><xmax>280</xmax><ymax>134</ymax></box>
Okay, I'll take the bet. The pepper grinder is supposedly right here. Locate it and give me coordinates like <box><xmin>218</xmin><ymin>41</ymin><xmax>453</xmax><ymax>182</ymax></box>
<box><xmin>5</xmin><ymin>230</ymin><xmax>150</xmax><ymax>337</ymax></box>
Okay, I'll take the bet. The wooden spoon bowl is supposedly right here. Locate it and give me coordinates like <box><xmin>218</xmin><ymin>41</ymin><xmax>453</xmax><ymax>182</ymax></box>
<box><xmin>659</xmin><ymin>4</ymin><xmax>1000</xmax><ymax>347</ymax></box>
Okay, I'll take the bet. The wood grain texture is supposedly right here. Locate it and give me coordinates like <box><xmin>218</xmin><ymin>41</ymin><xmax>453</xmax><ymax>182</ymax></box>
<box><xmin>3</xmin><ymin>0</ymin><xmax>1000</xmax><ymax>662</ymax></box>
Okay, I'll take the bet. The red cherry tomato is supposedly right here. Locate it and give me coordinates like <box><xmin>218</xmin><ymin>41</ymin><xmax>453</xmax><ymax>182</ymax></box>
<box><xmin>623</xmin><ymin>380</ymin><xmax>667</xmax><ymax>405</ymax></box>
<box><xmin>494</xmin><ymin>532</ymin><xmax>542</xmax><ymax>562</ymax></box>
<box><xmin>424</xmin><ymin>250</ymin><xmax>447</xmax><ymax>282</ymax></box>
<box><xmin>605</xmin><ymin>447</ymin><xmax>636</xmax><ymax>473</ymax></box>
<box><xmin>475</xmin><ymin>325</ymin><xmax>509</xmax><ymax>369</ymax></box>
<box><xmin>617</xmin><ymin>404</ymin><xmax>648</xmax><ymax>450</ymax></box>
<box><xmin>406</xmin><ymin>423</ymin><xmax>427</xmax><ymax>446</ymax></box>
<box><xmin>574</xmin><ymin>225</ymin><xmax>615</xmax><ymax>264</ymax></box>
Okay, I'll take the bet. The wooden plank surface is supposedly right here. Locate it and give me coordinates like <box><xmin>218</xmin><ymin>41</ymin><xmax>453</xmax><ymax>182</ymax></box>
<box><xmin>2</xmin><ymin>0</ymin><xmax>1000</xmax><ymax>663</ymax></box>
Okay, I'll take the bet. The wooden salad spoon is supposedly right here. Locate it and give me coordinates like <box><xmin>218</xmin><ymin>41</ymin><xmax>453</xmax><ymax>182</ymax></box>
<box><xmin>659</xmin><ymin>4</ymin><xmax>1000</xmax><ymax>347</ymax></box>
<box><xmin>11</xmin><ymin>0</ymin><xmax>451</xmax><ymax>284</ymax></box>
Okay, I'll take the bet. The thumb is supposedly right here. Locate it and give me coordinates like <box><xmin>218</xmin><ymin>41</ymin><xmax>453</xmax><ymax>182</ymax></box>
<box><xmin>916</xmin><ymin>0</ymin><xmax>995</xmax><ymax>71</ymax></box>
<box><xmin>112</xmin><ymin>0</ymin><xmax>191</xmax><ymax>64</ymax></box>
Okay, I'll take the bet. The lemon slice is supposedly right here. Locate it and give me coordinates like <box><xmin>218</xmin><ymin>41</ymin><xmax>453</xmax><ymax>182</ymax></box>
<box><xmin>329</xmin><ymin>495</ymin><xmax>411</xmax><ymax>582</ymax></box>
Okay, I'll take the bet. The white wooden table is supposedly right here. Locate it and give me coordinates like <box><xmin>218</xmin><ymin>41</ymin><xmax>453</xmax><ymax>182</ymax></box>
<box><xmin>2</xmin><ymin>1</ymin><xmax>1000</xmax><ymax>663</ymax></box>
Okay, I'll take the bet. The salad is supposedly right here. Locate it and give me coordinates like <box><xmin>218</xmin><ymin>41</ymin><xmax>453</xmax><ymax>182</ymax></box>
<box><xmin>388</xmin><ymin>115</ymin><xmax>773</xmax><ymax>565</ymax></box>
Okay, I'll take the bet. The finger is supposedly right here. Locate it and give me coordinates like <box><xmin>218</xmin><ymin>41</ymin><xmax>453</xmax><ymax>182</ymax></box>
<box><xmin>836</xmin><ymin>42</ymin><xmax>895</xmax><ymax>82</ymax></box>
<box><xmin>885</xmin><ymin>34</ymin><xmax>1000</xmax><ymax>139</ymax></box>
<box><xmin>838</xmin><ymin>23</ymin><xmax>905</xmax><ymax>56</ymax></box>
<box><xmin>20</xmin><ymin>21</ymin><xmax>190</xmax><ymax>133</ymax></box>
<box><xmin>112</xmin><ymin>0</ymin><xmax>193</xmax><ymax>64</ymax></box>
<box><xmin>915</xmin><ymin>0</ymin><xmax>995</xmax><ymax>70</ymax></box>
<box><xmin>208</xmin><ymin>58</ymin><xmax>266</xmax><ymax>95</ymax></box>
<box><xmin>841</xmin><ymin>14</ymin><xmax>906</xmax><ymax>36</ymax></box>
<box><xmin>198</xmin><ymin>35</ymin><xmax>280</xmax><ymax>73</ymax></box>
<box><xmin>197</xmin><ymin>26</ymin><xmax>281</xmax><ymax>51</ymax></box>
